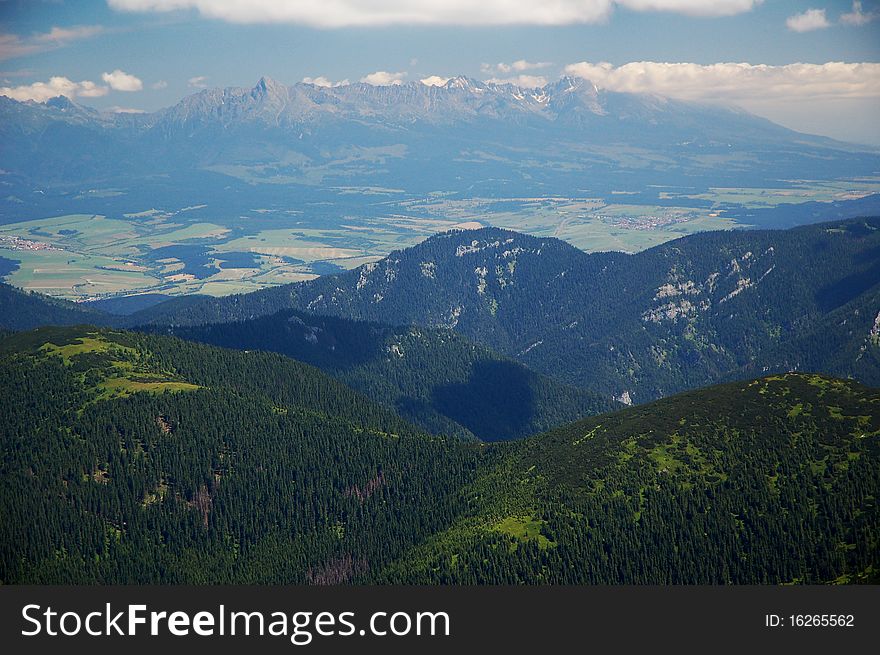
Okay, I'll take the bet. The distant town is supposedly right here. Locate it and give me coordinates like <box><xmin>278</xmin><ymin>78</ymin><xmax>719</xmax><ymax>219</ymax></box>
<box><xmin>0</xmin><ymin>235</ymin><xmax>61</xmax><ymax>252</ymax></box>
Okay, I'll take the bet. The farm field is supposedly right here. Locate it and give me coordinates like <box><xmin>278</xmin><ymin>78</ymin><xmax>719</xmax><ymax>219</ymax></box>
<box><xmin>0</xmin><ymin>177</ymin><xmax>878</xmax><ymax>300</ymax></box>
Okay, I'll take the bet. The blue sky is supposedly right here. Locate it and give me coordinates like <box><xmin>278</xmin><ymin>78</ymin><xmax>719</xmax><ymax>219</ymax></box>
<box><xmin>1</xmin><ymin>0</ymin><xmax>879</xmax><ymax>144</ymax></box>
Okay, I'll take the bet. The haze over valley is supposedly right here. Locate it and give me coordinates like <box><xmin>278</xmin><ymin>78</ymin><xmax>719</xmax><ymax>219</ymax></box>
<box><xmin>1</xmin><ymin>0</ymin><xmax>879</xmax><ymax>588</ymax></box>
<box><xmin>1</xmin><ymin>74</ymin><xmax>878</xmax><ymax>301</ymax></box>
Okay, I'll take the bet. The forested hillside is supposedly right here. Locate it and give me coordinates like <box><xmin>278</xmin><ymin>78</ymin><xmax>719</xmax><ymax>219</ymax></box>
<box><xmin>3</xmin><ymin>218</ymin><xmax>878</xmax><ymax>411</ymax></box>
<box><xmin>154</xmin><ymin>309</ymin><xmax>614</xmax><ymax>441</ymax></box>
<box><xmin>381</xmin><ymin>374</ymin><xmax>880</xmax><ymax>584</ymax></box>
<box><xmin>0</xmin><ymin>327</ymin><xmax>479</xmax><ymax>583</ymax></box>
<box><xmin>0</xmin><ymin>282</ymin><xmax>611</xmax><ymax>440</ymax></box>
<box><xmin>127</xmin><ymin>216</ymin><xmax>880</xmax><ymax>403</ymax></box>
<box><xmin>1</xmin><ymin>326</ymin><xmax>877</xmax><ymax>584</ymax></box>
<box><xmin>0</xmin><ymin>283</ymin><xmax>111</xmax><ymax>330</ymax></box>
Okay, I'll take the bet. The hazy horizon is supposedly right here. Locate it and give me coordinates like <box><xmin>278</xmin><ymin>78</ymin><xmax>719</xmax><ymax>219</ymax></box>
<box><xmin>1</xmin><ymin>0</ymin><xmax>879</xmax><ymax>144</ymax></box>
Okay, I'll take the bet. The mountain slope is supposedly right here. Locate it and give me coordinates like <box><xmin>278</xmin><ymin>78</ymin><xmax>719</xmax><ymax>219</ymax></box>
<box><xmin>152</xmin><ymin>309</ymin><xmax>614</xmax><ymax>441</ymax></box>
<box><xmin>0</xmin><ymin>282</ymin><xmax>112</xmax><ymax>330</ymax></box>
<box><xmin>381</xmin><ymin>373</ymin><xmax>880</xmax><ymax>584</ymax></box>
<box><xmin>2</xmin><ymin>330</ymin><xmax>876</xmax><ymax>585</ymax></box>
<box><xmin>0</xmin><ymin>326</ymin><xmax>479</xmax><ymax>583</ymax></box>
<box><xmin>0</xmin><ymin>281</ymin><xmax>614</xmax><ymax>440</ymax></box>
<box><xmin>130</xmin><ymin>216</ymin><xmax>880</xmax><ymax>403</ymax></box>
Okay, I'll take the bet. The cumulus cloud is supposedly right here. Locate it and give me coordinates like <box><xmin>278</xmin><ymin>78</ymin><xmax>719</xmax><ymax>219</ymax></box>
<box><xmin>563</xmin><ymin>61</ymin><xmax>880</xmax><ymax>102</ymax></box>
<box><xmin>484</xmin><ymin>74</ymin><xmax>550</xmax><ymax>88</ymax></box>
<box><xmin>481</xmin><ymin>60</ymin><xmax>553</xmax><ymax>75</ymax></box>
<box><xmin>187</xmin><ymin>75</ymin><xmax>209</xmax><ymax>89</ymax></box>
<box><xmin>0</xmin><ymin>25</ymin><xmax>104</xmax><ymax>61</ymax></box>
<box><xmin>101</xmin><ymin>69</ymin><xmax>143</xmax><ymax>92</ymax></box>
<box><xmin>841</xmin><ymin>1</ymin><xmax>877</xmax><ymax>26</ymax></box>
<box><xmin>786</xmin><ymin>8</ymin><xmax>830</xmax><ymax>32</ymax></box>
<box><xmin>302</xmin><ymin>76</ymin><xmax>349</xmax><ymax>87</ymax></box>
<box><xmin>480</xmin><ymin>61</ymin><xmax>554</xmax><ymax>86</ymax></box>
<box><xmin>152</xmin><ymin>80</ymin><xmax>168</xmax><ymax>90</ymax></box>
<box><xmin>0</xmin><ymin>76</ymin><xmax>109</xmax><ymax>102</ymax></box>
<box><xmin>420</xmin><ymin>75</ymin><xmax>450</xmax><ymax>86</ymax></box>
<box><xmin>616</xmin><ymin>0</ymin><xmax>762</xmax><ymax>16</ymax></box>
<box><xmin>360</xmin><ymin>71</ymin><xmax>406</xmax><ymax>85</ymax></box>
<box><xmin>107</xmin><ymin>0</ymin><xmax>761</xmax><ymax>27</ymax></box>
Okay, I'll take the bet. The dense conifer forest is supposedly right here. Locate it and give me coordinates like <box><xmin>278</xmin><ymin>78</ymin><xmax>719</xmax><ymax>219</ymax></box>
<box><xmin>3</xmin><ymin>217</ymin><xmax>878</xmax><ymax>408</ymax></box>
<box><xmin>1</xmin><ymin>327</ymin><xmax>877</xmax><ymax>584</ymax></box>
<box><xmin>113</xmin><ymin>216</ymin><xmax>880</xmax><ymax>404</ymax></box>
<box><xmin>0</xmin><ymin>327</ymin><xmax>479</xmax><ymax>583</ymax></box>
<box><xmin>382</xmin><ymin>374</ymin><xmax>880</xmax><ymax>583</ymax></box>
<box><xmin>152</xmin><ymin>309</ymin><xmax>614</xmax><ymax>441</ymax></box>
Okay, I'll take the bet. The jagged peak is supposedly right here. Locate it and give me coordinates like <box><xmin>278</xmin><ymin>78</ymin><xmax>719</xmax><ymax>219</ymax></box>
<box><xmin>255</xmin><ymin>75</ymin><xmax>281</xmax><ymax>88</ymax></box>
<box><xmin>547</xmin><ymin>75</ymin><xmax>597</xmax><ymax>94</ymax></box>
<box><xmin>45</xmin><ymin>95</ymin><xmax>79</xmax><ymax>110</ymax></box>
<box><xmin>252</xmin><ymin>76</ymin><xmax>286</xmax><ymax>96</ymax></box>
<box><xmin>444</xmin><ymin>75</ymin><xmax>485</xmax><ymax>91</ymax></box>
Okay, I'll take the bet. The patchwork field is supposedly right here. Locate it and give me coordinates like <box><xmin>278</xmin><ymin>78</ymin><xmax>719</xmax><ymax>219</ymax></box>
<box><xmin>671</xmin><ymin>178</ymin><xmax>880</xmax><ymax>207</ymax></box>
<box><xmin>1</xmin><ymin>177</ymin><xmax>878</xmax><ymax>300</ymax></box>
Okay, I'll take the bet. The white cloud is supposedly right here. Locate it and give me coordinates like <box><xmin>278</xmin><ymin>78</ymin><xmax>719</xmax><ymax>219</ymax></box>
<box><xmin>302</xmin><ymin>76</ymin><xmax>349</xmax><ymax>87</ymax></box>
<box><xmin>0</xmin><ymin>76</ymin><xmax>109</xmax><ymax>102</ymax></box>
<box><xmin>485</xmin><ymin>75</ymin><xmax>549</xmax><ymax>88</ymax></box>
<box><xmin>0</xmin><ymin>35</ymin><xmax>37</xmax><ymax>62</ymax></box>
<box><xmin>563</xmin><ymin>61</ymin><xmax>880</xmax><ymax>102</ymax></box>
<box><xmin>616</xmin><ymin>0</ymin><xmax>762</xmax><ymax>16</ymax></box>
<box><xmin>360</xmin><ymin>71</ymin><xmax>406</xmax><ymax>85</ymax></box>
<box><xmin>481</xmin><ymin>62</ymin><xmax>554</xmax><ymax>86</ymax></box>
<box><xmin>35</xmin><ymin>26</ymin><xmax>105</xmax><ymax>44</ymax></box>
<box><xmin>101</xmin><ymin>69</ymin><xmax>143</xmax><ymax>92</ymax></box>
<box><xmin>841</xmin><ymin>1</ymin><xmax>877</xmax><ymax>26</ymax></box>
<box><xmin>188</xmin><ymin>75</ymin><xmax>209</xmax><ymax>89</ymax></box>
<box><xmin>481</xmin><ymin>60</ymin><xmax>553</xmax><ymax>75</ymax></box>
<box><xmin>107</xmin><ymin>0</ymin><xmax>761</xmax><ymax>27</ymax></box>
<box><xmin>0</xmin><ymin>25</ymin><xmax>104</xmax><ymax>61</ymax></box>
<box><xmin>152</xmin><ymin>80</ymin><xmax>168</xmax><ymax>90</ymax></box>
<box><xmin>420</xmin><ymin>75</ymin><xmax>450</xmax><ymax>87</ymax></box>
<box><xmin>786</xmin><ymin>8</ymin><xmax>830</xmax><ymax>32</ymax></box>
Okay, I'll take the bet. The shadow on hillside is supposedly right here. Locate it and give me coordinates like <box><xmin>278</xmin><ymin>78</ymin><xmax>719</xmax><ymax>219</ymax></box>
<box><xmin>815</xmin><ymin>259</ymin><xmax>880</xmax><ymax>312</ymax></box>
<box><xmin>431</xmin><ymin>360</ymin><xmax>536</xmax><ymax>442</ymax></box>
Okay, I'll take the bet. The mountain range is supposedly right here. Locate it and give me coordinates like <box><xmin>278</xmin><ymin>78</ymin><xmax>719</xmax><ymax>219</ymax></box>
<box><xmin>2</xmin><ymin>76</ymin><xmax>878</xmax><ymax>222</ymax></box>
<box><xmin>3</xmin><ymin>215</ymin><xmax>878</xmax><ymax>431</ymax></box>
<box><xmin>1</xmin><ymin>77</ymin><xmax>879</xmax><ymax>585</ymax></box>
<box><xmin>105</xmin><ymin>216</ymin><xmax>879</xmax><ymax>404</ymax></box>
